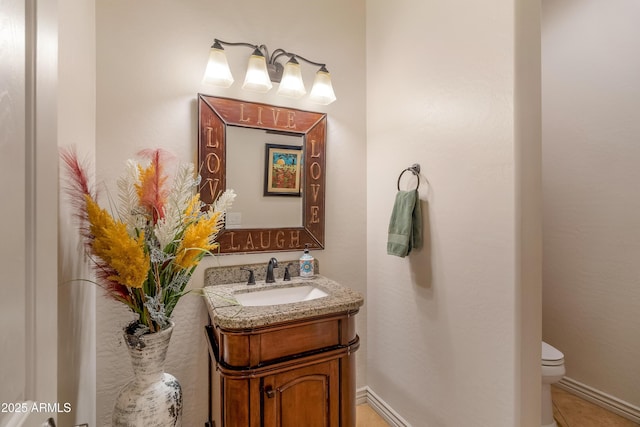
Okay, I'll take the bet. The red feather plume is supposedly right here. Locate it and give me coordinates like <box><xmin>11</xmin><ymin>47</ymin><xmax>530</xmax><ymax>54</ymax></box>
<box><xmin>59</xmin><ymin>146</ymin><xmax>130</xmax><ymax>302</ymax></box>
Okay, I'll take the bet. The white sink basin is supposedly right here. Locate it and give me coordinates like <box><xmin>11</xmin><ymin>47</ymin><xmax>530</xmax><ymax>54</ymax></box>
<box><xmin>234</xmin><ymin>284</ymin><xmax>328</xmax><ymax>307</ymax></box>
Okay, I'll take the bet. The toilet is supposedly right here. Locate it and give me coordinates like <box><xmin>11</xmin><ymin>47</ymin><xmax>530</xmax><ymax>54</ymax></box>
<box><xmin>541</xmin><ymin>341</ymin><xmax>565</xmax><ymax>427</ymax></box>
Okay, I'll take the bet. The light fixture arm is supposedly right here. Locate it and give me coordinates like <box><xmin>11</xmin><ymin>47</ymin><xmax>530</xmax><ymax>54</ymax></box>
<box><xmin>270</xmin><ymin>48</ymin><xmax>289</xmax><ymax>65</ymax></box>
<box><xmin>265</xmin><ymin>46</ymin><xmax>328</xmax><ymax>82</ymax></box>
<box><xmin>284</xmin><ymin>53</ymin><xmax>326</xmax><ymax>69</ymax></box>
<box><xmin>212</xmin><ymin>38</ymin><xmax>259</xmax><ymax>52</ymax></box>
<box><xmin>269</xmin><ymin>48</ymin><xmax>326</xmax><ymax>68</ymax></box>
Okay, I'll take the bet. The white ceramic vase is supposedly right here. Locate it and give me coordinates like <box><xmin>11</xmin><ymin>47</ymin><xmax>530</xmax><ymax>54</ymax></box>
<box><xmin>112</xmin><ymin>322</ymin><xmax>182</xmax><ymax>427</ymax></box>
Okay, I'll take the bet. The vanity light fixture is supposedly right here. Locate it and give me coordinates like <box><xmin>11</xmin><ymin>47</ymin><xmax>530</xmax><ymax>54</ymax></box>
<box><xmin>202</xmin><ymin>38</ymin><xmax>336</xmax><ymax>105</ymax></box>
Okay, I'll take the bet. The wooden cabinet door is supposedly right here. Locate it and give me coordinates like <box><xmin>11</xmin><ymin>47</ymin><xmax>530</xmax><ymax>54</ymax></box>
<box><xmin>262</xmin><ymin>360</ymin><xmax>340</xmax><ymax>427</ymax></box>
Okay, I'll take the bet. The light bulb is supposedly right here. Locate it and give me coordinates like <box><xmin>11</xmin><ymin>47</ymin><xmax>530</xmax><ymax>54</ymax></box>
<box><xmin>309</xmin><ymin>67</ymin><xmax>336</xmax><ymax>105</ymax></box>
<box><xmin>242</xmin><ymin>49</ymin><xmax>273</xmax><ymax>93</ymax></box>
<box><xmin>277</xmin><ymin>57</ymin><xmax>306</xmax><ymax>99</ymax></box>
<box><xmin>202</xmin><ymin>44</ymin><xmax>234</xmax><ymax>87</ymax></box>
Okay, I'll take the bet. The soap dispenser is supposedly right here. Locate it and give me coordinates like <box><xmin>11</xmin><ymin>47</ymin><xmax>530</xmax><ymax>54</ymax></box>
<box><xmin>299</xmin><ymin>244</ymin><xmax>315</xmax><ymax>279</ymax></box>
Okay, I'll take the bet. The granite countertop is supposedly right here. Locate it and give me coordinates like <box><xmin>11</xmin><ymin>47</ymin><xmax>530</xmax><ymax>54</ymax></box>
<box><xmin>203</xmin><ymin>275</ymin><xmax>364</xmax><ymax>330</ymax></box>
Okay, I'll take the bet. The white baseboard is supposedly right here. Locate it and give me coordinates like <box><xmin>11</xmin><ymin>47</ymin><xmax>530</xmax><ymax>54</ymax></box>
<box><xmin>358</xmin><ymin>379</ymin><xmax>640</xmax><ymax>426</ymax></box>
<box><xmin>356</xmin><ymin>386</ymin><xmax>411</xmax><ymax>427</ymax></box>
<box><xmin>557</xmin><ymin>377</ymin><xmax>640</xmax><ymax>424</ymax></box>
<box><xmin>355</xmin><ymin>387</ymin><xmax>368</xmax><ymax>405</ymax></box>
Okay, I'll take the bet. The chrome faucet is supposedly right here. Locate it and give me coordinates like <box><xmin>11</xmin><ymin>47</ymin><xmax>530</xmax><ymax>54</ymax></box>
<box><xmin>266</xmin><ymin>257</ymin><xmax>279</xmax><ymax>283</ymax></box>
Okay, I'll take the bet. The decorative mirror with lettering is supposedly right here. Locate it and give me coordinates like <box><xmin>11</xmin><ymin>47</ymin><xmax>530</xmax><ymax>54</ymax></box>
<box><xmin>198</xmin><ymin>94</ymin><xmax>326</xmax><ymax>254</ymax></box>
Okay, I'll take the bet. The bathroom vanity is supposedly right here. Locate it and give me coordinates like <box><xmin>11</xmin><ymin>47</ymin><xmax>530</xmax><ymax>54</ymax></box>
<box><xmin>203</xmin><ymin>270</ymin><xmax>363</xmax><ymax>427</ymax></box>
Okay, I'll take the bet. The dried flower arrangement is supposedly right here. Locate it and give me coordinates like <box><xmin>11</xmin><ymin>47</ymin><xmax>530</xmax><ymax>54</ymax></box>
<box><xmin>61</xmin><ymin>148</ymin><xmax>234</xmax><ymax>334</ymax></box>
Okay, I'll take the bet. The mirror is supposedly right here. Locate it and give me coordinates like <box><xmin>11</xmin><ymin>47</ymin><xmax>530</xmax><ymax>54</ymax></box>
<box><xmin>226</xmin><ymin>127</ymin><xmax>303</xmax><ymax>228</ymax></box>
<box><xmin>198</xmin><ymin>94</ymin><xmax>326</xmax><ymax>254</ymax></box>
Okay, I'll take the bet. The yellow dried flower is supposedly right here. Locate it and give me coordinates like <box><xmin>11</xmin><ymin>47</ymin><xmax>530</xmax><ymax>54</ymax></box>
<box><xmin>183</xmin><ymin>193</ymin><xmax>201</xmax><ymax>223</ymax></box>
<box><xmin>86</xmin><ymin>195</ymin><xmax>150</xmax><ymax>288</ymax></box>
<box><xmin>174</xmin><ymin>212</ymin><xmax>221</xmax><ymax>270</ymax></box>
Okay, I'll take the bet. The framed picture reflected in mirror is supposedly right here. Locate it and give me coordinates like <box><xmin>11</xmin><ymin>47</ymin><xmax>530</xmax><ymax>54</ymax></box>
<box><xmin>264</xmin><ymin>143</ymin><xmax>302</xmax><ymax>197</ymax></box>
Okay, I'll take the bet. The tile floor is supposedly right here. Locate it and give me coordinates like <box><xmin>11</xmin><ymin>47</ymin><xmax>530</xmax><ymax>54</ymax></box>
<box><xmin>356</xmin><ymin>386</ymin><xmax>640</xmax><ymax>427</ymax></box>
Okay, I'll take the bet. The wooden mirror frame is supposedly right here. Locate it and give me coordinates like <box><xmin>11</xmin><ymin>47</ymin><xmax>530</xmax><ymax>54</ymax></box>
<box><xmin>198</xmin><ymin>94</ymin><xmax>326</xmax><ymax>254</ymax></box>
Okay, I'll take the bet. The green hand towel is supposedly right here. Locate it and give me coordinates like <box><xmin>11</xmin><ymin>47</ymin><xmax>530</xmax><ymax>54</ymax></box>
<box><xmin>387</xmin><ymin>190</ymin><xmax>422</xmax><ymax>257</ymax></box>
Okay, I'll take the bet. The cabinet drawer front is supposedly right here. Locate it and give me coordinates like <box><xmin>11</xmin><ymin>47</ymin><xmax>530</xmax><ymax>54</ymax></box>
<box><xmin>214</xmin><ymin>313</ymin><xmax>356</xmax><ymax>368</ymax></box>
<box><xmin>259</xmin><ymin>319</ymin><xmax>340</xmax><ymax>363</ymax></box>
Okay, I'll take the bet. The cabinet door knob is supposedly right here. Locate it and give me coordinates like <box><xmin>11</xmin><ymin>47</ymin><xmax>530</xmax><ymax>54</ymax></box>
<box><xmin>264</xmin><ymin>386</ymin><xmax>275</xmax><ymax>398</ymax></box>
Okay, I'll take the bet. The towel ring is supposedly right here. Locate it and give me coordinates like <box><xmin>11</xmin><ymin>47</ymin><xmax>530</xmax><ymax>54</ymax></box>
<box><xmin>397</xmin><ymin>164</ymin><xmax>421</xmax><ymax>191</ymax></box>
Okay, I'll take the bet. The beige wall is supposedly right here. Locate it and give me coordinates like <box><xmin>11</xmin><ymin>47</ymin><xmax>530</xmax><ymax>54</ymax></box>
<box><xmin>95</xmin><ymin>0</ymin><xmax>367</xmax><ymax>424</ymax></box>
<box><xmin>542</xmin><ymin>0</ymin><xmax>640</xmax><ymax>408</ymax></box>
<box><xmin>57</xmin><ymin>0</ymin><xmax>97</xmax><ymax>426</ymax></box>
<box><xmin>365</xmin><ymin>0</ymin><xmax>541</xmax><ymax>425</ymax></box>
